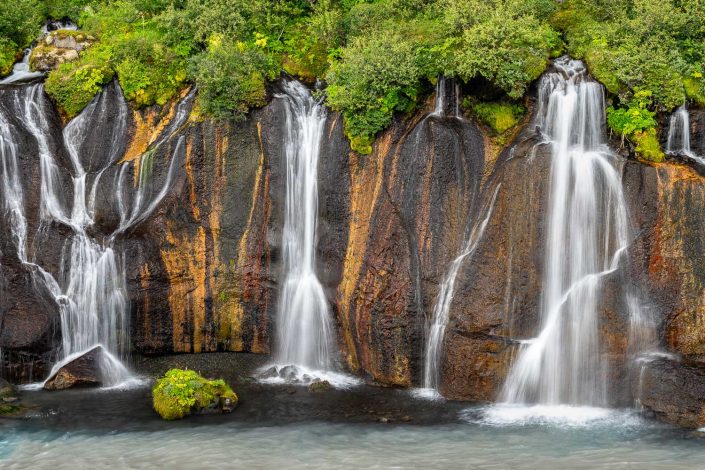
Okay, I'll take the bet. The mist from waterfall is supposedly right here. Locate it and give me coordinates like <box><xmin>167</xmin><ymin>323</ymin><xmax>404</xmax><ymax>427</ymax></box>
<box><xmin>0</xmin><ymin>83</ymin><xmax>190</xmax><ymax>386</ymax></box>
<box><xmin>499</xmin><ymin>57</ymin><xmax>644</xmax><ymax>407</ymax></box>
<box><xmin>273</xmin><ymin>80</ymin><xmax>334</xmax><ymax>374</ymax></box>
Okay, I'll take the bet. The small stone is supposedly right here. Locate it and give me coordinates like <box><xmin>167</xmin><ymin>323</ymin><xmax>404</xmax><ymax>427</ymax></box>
<box><xmin>259</xmin><ymin>366</ymin><xmax>278</xmax><ymax>379</ymax></box>
<box><xmin>401</xmin><ymin>415</ymin><xmax>412</xmax><ymax>422</ymax></box>
<box><xmin>307</xmin><ymin>380</ymin><xmax>331</xmax><ymax>393</ymax></box>
<box><xmin>378</xmin><ymin>417</ymin><xmax>390</xmax><ymax>423</ymax></box>
<box><xmin>0</xmin><ymin>378</ymin><xmax>16</xmax><ymax>399</ymax></box>
<box><xmin>2</xmin><ymin>397</ymin><xmax>18</xmax><ymax>403</ymax></box>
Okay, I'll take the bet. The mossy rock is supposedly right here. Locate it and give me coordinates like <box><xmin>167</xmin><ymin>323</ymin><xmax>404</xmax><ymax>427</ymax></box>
<box><xmin>152</xmin><ymin>369</ymin><xmax>238</xmax><ymax>420</ymax></box>
<box><xmin>633</xmin><ymin>129</ymin><xmax>665</xmax><ymax>163</ymax></box>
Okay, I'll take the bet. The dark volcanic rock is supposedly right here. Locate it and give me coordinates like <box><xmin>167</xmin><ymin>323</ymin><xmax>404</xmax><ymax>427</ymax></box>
<box><xmin>44</xmin><ymin>346</ymin><xmax>105</xmax><ymax>390</ymax></box>
<box><xmin>636</xmin><ymin>357</ymin><xmax>705</xmax><ymax>428</ymax></box>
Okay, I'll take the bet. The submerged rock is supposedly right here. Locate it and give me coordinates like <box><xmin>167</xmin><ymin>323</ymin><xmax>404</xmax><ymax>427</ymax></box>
<box><xmin>44</xmin><ymin>346</ymin><xmax>105</xmax><ymax>390</ymax></box>
<box><xmin>307</xmin><ymin>379</ymin><xmax>331</xmax><ymax>393</ymax></box>
<box><xmin>0</xmin><ymin>378</ymin><xmax>16</xmax><ymax>399</ymax></box>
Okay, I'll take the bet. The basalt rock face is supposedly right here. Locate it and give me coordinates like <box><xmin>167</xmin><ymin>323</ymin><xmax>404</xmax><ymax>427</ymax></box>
<box><xmin>124</xmin><ymin>88</ymin><xmax>352</xmax><ymax>358</ymax></box>
<box><xmin>336</xmin><ymin>110</ymin><xmax>485</xmax><ymax>385</ymax></box>
<box><xmin>4</xmin><ymin>75</ymin><xmax>705</xmax><ymax>432</ymax></box>
<box><xmin>635</xmin><ymin>357</ymin><xmax>705</xmax><ymax>428</ymax></box>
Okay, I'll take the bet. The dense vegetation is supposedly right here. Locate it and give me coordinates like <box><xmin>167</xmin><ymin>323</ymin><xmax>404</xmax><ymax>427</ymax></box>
<box><xmin>1</xmin><ymin>0</ymin><xmax>703</xmax><ymax>157</ymax></box>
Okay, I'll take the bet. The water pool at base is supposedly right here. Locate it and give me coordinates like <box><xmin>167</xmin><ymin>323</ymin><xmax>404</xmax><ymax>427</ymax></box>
<box><xmin>2</xmin><ymin>407</ymin><xmax>704</xmax><ymax>469</ymax></box>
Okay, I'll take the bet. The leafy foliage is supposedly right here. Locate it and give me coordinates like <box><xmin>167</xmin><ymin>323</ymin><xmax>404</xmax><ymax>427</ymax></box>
<box><xmin>469</xmin><ymin>100</ymin><xmax>525</xmax><ymax>135</ymax></box>
<box><xmin>152</xmin><ymin>368</ymin><xmax>238</xmax><ymax>420</ymax></box>
<box><xmin>44</xmin><ymin>43</ymin><xmax>114</xmax><ymax>118</ymax></box>
<box><xmin>1</xmin><ymin>0</ymin><xmax>704</xmax><ymax>156</ymax></box>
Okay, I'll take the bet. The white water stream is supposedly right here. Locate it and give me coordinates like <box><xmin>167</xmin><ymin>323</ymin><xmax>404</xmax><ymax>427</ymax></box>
<box><xmin>500</xmin><ymin>58</ymin><xmax>648</xmax><ymax>407</ymax></box>
<box><xmin>266</xmin><ymin>80</ymin><xmax>350</xmax><ymax>385</ymax></box>
<box><xmin>0</xmin><ymin>82</ymin><xmax>190</xmax><ymax>387</ymax></box>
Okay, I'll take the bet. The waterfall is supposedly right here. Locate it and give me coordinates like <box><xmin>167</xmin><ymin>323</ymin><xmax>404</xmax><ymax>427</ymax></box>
<box><xmin>433</xmin><ymin>76</ymin><xmax>460</xmax><ymax>118</ymax></box>
<box><xmin>499</xmin><ymin>57</ymin><xmax>636</xmax><ymax>407</ymax></box>
<box><xmin>666</xmin><ymin>105</ymin><xmax>702</xmax><ymax>164</ymax></box>
<box><xmin>0</xmin><ymin>82</ymin><xmax>189</xmax><ymax>387</ymax></box>
<box><xmin>272</xmin><ymin>80</ymin><xmax>334</xmax><ymax>376</ymax></box>
<box><xmin>420</xmin><ymin>187</ymin><xmax>499</xmax><ymax>395</ymax></box>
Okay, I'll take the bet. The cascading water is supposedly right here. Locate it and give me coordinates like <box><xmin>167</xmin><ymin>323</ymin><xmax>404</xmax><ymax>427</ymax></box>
<box><xmin>0</xmin><ymin>82</ymin><xmax>190</xmax><ymax>387</ymax></box>
<box><xmin>272</xmin><ymin>80</ymin><xmax>334</xmax><ymax>376</ymax></box>
<box><xmin>433</xmin><ymin>76</ymin><xmax>460</xmax><ymax>118</ymax></box>
<box><xmin>420</xmin><ymin>187</ymin><xmax>499</xmax><ymax>396</ymax></box>
<box><xmin>499</xmin><ymin>57</ymin><xmax>638</xmax><ymax>407</ymax></box>
<box><xmin>0</xmin><ymin>20</ymin><xmax>77</xmax><ymax>85</ymax></box>
<box><xmin>666</xmin><ymin>105</ymin><xmax>702</xmax><ymax>163</ymax></box>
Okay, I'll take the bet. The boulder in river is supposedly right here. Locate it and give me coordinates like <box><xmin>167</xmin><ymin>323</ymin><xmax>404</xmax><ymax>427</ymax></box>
<box><xmin>44</xmin><ymin>346</ymin><xmax>105</xmax><ymax>390</ymax></box>
<box><xmin>152</xmin><ymin>368</ymin><xmax>238</xmax><ymax>420</ymax></box>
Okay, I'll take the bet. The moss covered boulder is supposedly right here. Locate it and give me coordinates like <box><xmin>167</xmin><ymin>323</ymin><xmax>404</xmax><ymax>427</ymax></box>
<box><xmin>152</xmin><ymin>369</ymin><xmax>238</xmax><ymax>420</ymax></box>
<box><xmin>30</xmin><ymin>30</ymin><xmax>94</xmax><ymax>72</ymax></box>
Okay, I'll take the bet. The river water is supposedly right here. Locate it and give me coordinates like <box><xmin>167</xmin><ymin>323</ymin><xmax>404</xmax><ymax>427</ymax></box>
<box><xmin>2</xmin><ymin>404</ymin><xmax>704</xmax><ymax>469</ymax></box>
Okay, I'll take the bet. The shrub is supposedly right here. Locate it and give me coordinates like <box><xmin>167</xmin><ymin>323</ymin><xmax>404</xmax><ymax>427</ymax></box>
<box><xmin>44</xmin><ymin>43</ymin><xmax>114</xmax><ymax>118</ymax></box>
<box><xmin>470</xmin><ymin>100</ymin><xmax>525</xmax><ymax>134</ymax></box>
<box><xmin>326</xmin><ymin>33</ymin><xmax>423</xmax><ymax>153</ymax></box>
<box><xmin>455</xmin><ymin>13</ymin><xmax>560</xmax><ymax>99</ymax></box>
<box><xmin>0</xmin><ymin>38</ymin><xmax>18</xmax><ymax>77</ymax></box>
<box><xmin>190</xmin><ymin>37</ymin><xmax>278</xmax><ymax>120</ymax></box>
<box><xmin>152</xmin><ymin>368</ymin><xmax>238</xmax><ymax>420</ymax></box>
<box><xmin>634</xmin><ymin>129</ymin><xmax>665</xmax><ymax>163</ymax></box>
<box><xmin>606</xmin><ymin>94</ymin><xmax>657</xmax><ymax>137</ymax></box>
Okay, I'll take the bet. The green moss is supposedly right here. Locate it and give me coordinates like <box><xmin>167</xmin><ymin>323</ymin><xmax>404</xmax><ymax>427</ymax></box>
<box><xmin>152</xmin><ymin>369</ymin><xmax>238</xmax><ymax>421</ymax></box>
<box><xmin>684</xmin><ymin>76</ymin><xmax>705</xmax><ymax>107</ymax></box>
<box><xmin>44</xmin><ymin>42</ymin><xmax>114</xmax><ymax>118</ymax></box>
<box><xmin>470</xmin><ymin>100</ymin><xmax>525</xmax><ymax>134</ymax></box>
<box><xmin>633</xmin><ymin>129</ymin><xmax>664</xmax><ymax>162</ymax></box>
<box><xmin>0</xmin><ymin>38</ymin><xmax>18</xmax><ymax>77</ymax></box>
<box><xmin>0</xmin><ymin>404</ymin><xmax>20</xmax><ymax>415</ymax></box>
<box><xmin>349</xmin><ymin>134</ymin><xmax>373</xmax><ymax>155</ymax></box>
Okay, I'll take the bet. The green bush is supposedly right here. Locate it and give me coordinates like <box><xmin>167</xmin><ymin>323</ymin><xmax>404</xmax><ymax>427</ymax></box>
<box><xmin>470</xmin><ymin>100</ymin><xmax>525</xmax><ymax>134</ymax></box>
<box><xmin>112</xmin><ymin>30</ymin><xmax>188</xmax><ymax>107</ymax></box>
<box><xmin>606</xmin><ymin>91</ymin><xmax>657</xmax><ymax>137</ymax></box>
<box><xmin>455</xmin><ymin>13</ymin><xmax>560</xmax><ymax>99</ymax></box>
<box><xmin>634</xmin><ymin>129</ymin><xmax>665</xmax><ymax>163</ymax></box>
<box><xmin>152</xmin><ymin>368</ymin><xmax>238</xmax><ymax>420</ymax></box>
<box><xmin>0</xmin><ymin>0</ymin><xmax>43</xmax><ymax>49</ymax></box>
<box><xmin>0</xmin><ymin>38</ymin><xmax>18</xmax><ymax>77</ymax></box>
<box><xmin>190</xmin><ymin>37</ymin><xmax>278</xmax><ymax>120</ymax></box>
<box><xmin>44</xmin><ymin>43</ymin><xmax>114</xmax><ymax>118</ymax></box>
<box><xmin>326</xmin><ymin>33</ymin><xmax>423</xmax><ymax>153</ymax></box>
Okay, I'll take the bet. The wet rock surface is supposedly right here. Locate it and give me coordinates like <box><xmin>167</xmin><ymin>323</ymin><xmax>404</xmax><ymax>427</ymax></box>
<box><xmin>7</xmin><ymin>353</ymin><xmax>466</xmax><ymax>432</ymax></box>
<box><xmin>44</xmin><ymin>346</ymin><xmax>105</xmax><ymax>390</ymax></box>
<box><xmin>636</xmin><ymin>357</ymin><xmax>705</xmax><ymax>429</ymax></box>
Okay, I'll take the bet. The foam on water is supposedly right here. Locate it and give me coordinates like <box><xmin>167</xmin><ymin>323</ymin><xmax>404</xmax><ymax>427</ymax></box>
<box><xmin>471</xmin><ymin>404</ymin><xmax>645</xmax><ymax>428</ymax></box>
<box><xmin>257</xmin><ymin>364</ymin><xmax>361</xmax><ymax>389</ymax></box>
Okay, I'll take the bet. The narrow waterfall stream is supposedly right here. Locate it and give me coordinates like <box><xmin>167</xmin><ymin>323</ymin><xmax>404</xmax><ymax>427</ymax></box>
<box><xmin>498</xmin><ymin>58</ymin><xmax>640</xmax><ymax>409</ymax></box>
<box><xmin>666</xmin><ymin>105</ymin><xmax>702</xmax><ymax>163</ymax></box>
<box><xmin>0</xmin><ymin>83</ymin><xmax>191</xmax><ymax>387</ymax></box>
<box><xmin>264</xmin><ymin>80</ymin><xmax>350</xmax><ymax>385</ymax></box>
<box><xmin>418</xmin><ymin>79</ymin><xmax>497</xmax><ymax>397</ymax></box>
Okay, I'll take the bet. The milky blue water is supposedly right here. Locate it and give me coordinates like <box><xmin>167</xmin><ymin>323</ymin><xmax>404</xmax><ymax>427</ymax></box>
<box><xmin>2</xmin><ymin>406</ymin><xmax>704</xmax><ymax>469</ymax></box>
